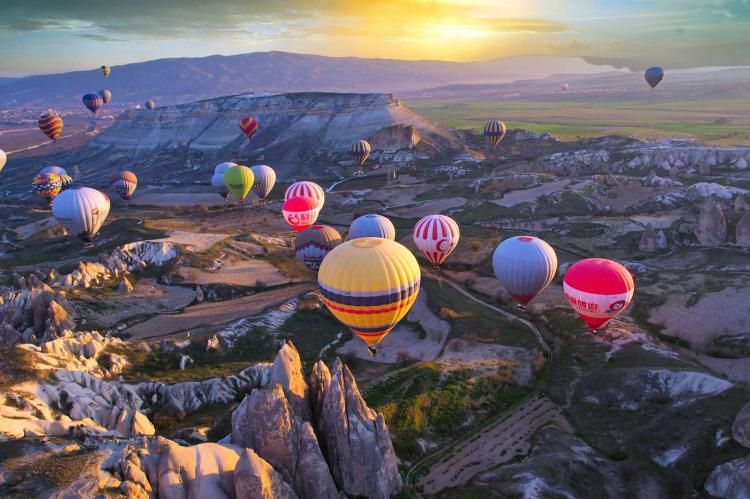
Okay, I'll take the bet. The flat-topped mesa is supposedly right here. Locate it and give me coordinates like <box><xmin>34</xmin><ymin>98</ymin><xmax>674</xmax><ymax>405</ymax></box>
<box><xmin>70</xmin><ymin>92</ymin><xmax>462</xmax><ymax>182</ymax></box>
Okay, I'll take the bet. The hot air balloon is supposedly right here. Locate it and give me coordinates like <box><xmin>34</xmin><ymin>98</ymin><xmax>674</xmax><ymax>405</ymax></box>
<box><xmin>348</xmin><ymin>214</ymin><xmax>396</xmax><ymax>241</ymax></box>
<box><xmin>318</xmin><ymin>237</ymin><xmax>421</xmax><ymax>353</ymax></box>
<box><xmin>100</xmin><ymin>65</ymin><xmax>110</xmax><ymax>78</ymax></box>
<box><xmin>239</xmin><ymin>116</ymin><xmax>258</xmax><ymax>141</ymax></box>
<box><xmin>0</xmin><ymin>149</ymin><xmax>7</xmax><ymax>173</ymax></box>
<box><xmin>282</xmin><ymin>196</ymin><xmax>320</xmax><ymax>232</ymax></box>
<box><xmin>59</xmin><ymin>175</ymin><xmax>74</xmax><ymax>191</ymax></box>
<box><xmin>412</xmin><ymin>214</ymin><xmax>460</xmax><ymax>269</ymax></box>
<box><xmin>144</xmin><ymin>100</ymin><xmax>156</xmax><ymax>110</ymax></box>
<box><xmin>285</xmin><ymin>181</ymin><xmax>325</xmax><ymax>210</ymax></box>
<box><xmin>349</xmin><ymin>139</ymin><xmax>371</xmax><ymax>169</ymax></box>
<box><xmin>645</xmin><ymin>67</ymin><xmax>664</xmax><ymax>90</ymax></box>
<box><xmin>82</xmin><ymin>93</ymin><xmax>104</xmax><ymax>114</ymax></box>
<box><xmin>492</xmin><ymin>236</ymin><xmax>558</xmax><ymax>309</ymax></box>
<box><xmin>224</xmin><ymin>165</ymin><xmax>254</xmax><ymax>202</ymax></box>
<box><xmin>484</xmin><ymin>120</ymin><xmax>507</xmax><ymax>151</ymax></box>
<box><xmin>38</xmin><ymin>113</ymin><xmax>64</xmax><ymax>141</ymax></box>
<box><xmin>563</xmin><ymin>258</ymin><xmax>635</xmax><ymax>332</ymax></box>
<box><xmin>250</xmin><ymin>164</ymin><xmax>276</xmax><ymax>203</ymax></box>
<box><xmin>32</xmin><ymin>173</ymin><xmax>63</xmax><ymax>205</ymax></box>
<box><xmin>40</xmin><ymin>166</ymin><xmax>67</xmax><ymax>176</ymax></box>
<box><xmin>561</xmin><ymin>82</ymin><xmax>569</xmax><ymax>92</ymax></box>
<box><xmin>211</xmin><ymin>162</ymin><xmax>235</xmax><ymax>198</ymax></box>
<box><xmin>110</xmin><ymin>171</ymin><xmax>138</xmax><ymax>200</ymax></box>
<box><xmin>99</xmin><ymin>89</ymin><xmax>112</xmax><ymax>105</ymax></box>
<box><xmin>295</xmin><ymin>225</ymin><xmax>342</xmax><ymax>271</ymax></box>
<box><xmin>52</xmin><ymin>187</ymin><xmax>110</xmax><ymax>246</ymax></box>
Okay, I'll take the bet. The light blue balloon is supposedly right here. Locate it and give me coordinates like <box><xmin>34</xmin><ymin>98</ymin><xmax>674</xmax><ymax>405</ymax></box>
<box><xmin>492</xmin><ymin>236</ymin><xmax>558</xmax><ymax>305</ymax></box>
<box><xmin>348</xmin><ymin>214</ymin><xmax>396</xmax><ymax>241</ymax></box>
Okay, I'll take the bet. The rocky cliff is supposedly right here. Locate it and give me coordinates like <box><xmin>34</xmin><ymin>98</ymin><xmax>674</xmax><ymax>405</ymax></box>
<box><xmin>44</xmin><ymin>92</ymin><xmax>462</xmax><ymax>187</ymax></box>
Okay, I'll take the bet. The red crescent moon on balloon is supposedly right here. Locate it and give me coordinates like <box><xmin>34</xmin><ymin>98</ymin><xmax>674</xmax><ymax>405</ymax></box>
<box><xmin>436</xmin><ymin>238</ymin><xmax>450</xmax><ymax>252</ymax></box>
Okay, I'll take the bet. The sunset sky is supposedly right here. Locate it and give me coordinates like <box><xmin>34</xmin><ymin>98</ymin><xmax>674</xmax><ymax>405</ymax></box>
<box><xmin>2</xmin><ymin>0</ymin><xmax>749</xmax><ymax>76</ymax></box>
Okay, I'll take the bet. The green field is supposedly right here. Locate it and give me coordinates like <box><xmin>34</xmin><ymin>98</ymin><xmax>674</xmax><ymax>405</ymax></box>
<box><xmin>407</xmin><ymin>98</ymin><xmax>750</xmax><ymax>145</ymax></box>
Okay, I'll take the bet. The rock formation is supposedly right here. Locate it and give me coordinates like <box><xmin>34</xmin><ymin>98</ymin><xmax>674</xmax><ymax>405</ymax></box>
<box><xmin>312</xmin><ymin>358</ymin><xmax>403</xmax><ymax>498</ymax></box>
<box><xmin>368</xmin><ymin>124</ymin><xmax>420</xmax><ymax>152</ymax></box>
<box><xmin>639</xmin><ymin>223</ymin><xmax>667</xmax><ymax>252</ymax></box>
<box><xmin>234</xmin><ymin>448</ymin><xmax>300</xmax><ymax>499</ymax></box>
<box><xmin>737</xmin><ymin>212</ymin><xmax>750</xmax><ymax>248</ymax></box>
<box><xmin>735</xmin><ymin>195</ymin><xmax>748</xmax><ymax>212</ymax></box>
<box><xmin>695</xmin><ymin>197</ymin><xmax>727</xmax><ymax>246</ymax></box>
<box><xmin>118</xmin><ymin>276</ymin><xmax>134</xmax><ymax>293</ymax></box>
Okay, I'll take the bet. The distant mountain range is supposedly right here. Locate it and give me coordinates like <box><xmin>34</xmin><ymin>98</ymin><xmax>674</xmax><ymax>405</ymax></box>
<box><xmin>0</xmin><ymin>51</ymin><xmax>617</xmax><ymax>110</ymax></box>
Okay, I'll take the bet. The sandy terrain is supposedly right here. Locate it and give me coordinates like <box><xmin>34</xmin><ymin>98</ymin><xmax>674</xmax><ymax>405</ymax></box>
<box><xmin>385</xmin><ymin>197</ymin><xmax>466</xmax><ymax>218</ymax></box>
<box><xmin>606</xmin><ymin>184</ymin><xmax>680</xmax><ymax>213</ymax></box>
<box><xmin>695</xmin><ymin>355</ymin><xmax>750</xmax><ymax>385</ymax></box>
<box><xmin>364</xmin><ymin>185</ymin><xmax>431</xmax><ymax>206</ymax></box>
<box><xmin>630</xmin><ymin>213</ymin><xmax>682</xmax><ymax>229</ymax></box>
<box><xmin>439</xmin><ymin>340</ymin><xmax>536</xmax><ymax>384</ymax></box>
<box><xmin>178</xmin><ymin>254</ymin><xmax>292</xmax><ymax>287</ymax></box>
<box><xmin>490</xmin><ymin>180</ymin><xmax>569</xmax><ymax>207</ymax></box>
<box><xmin>418</xmin><ymin>396</ymin><xmax>572</xmax><ymax>494</ymax></box>
<box><xmin>152</xmin><ymin>230</ymin><xmax>229</xmax><ymax>252</ymax></box>
<box><xmin>122</xmin><ymin>283</ymin><xmax>314</xmax><ymax>339</ymax></box>
<box><xmin>649</xmin><ymin>287</ymin><xmax>750</xmax><ymax>347</ymax></box>
<box><xmin>76</xmin><ymin>279</ymin><xmax>197</xmax><ymax>328</ymax></box>
<box><xmin>14</xmin><ymin>217</ymin><xmax>59</xmax><ymax>240</ymax></box>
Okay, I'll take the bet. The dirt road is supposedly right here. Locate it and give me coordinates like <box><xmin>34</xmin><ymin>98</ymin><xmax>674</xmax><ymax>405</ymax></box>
<box><xmin>123</xmin><ymin>283</ymin><xmax>314</xmax><ymax>340</ymax></box>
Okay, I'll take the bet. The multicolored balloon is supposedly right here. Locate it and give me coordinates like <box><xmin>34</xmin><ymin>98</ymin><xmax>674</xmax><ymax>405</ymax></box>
<box><xmin>99</xmin><ymin>89</ymin><xmax>112</xmax><ymax>105</ymax></box>
<box><xmin>295</xmin><ymin>225</ymin><xmax>342</xmax><ymax>271</ymax></box>
<box><xmin>492</xmin><ymin>236</ymin><xmax>558</xmax><ymax>307</ymax></box>
<box><xmin>224</xmin><ymin>165</ymin><xmax>254</xmax><ymax>202</ymax></box>
<box><xmin>318</xmin><ymin>237</ymin><xmax>421</xmax><ymax>351</ymax></box>
<box><xmin>239</xmin><ymin>116</ymin><xmax>258</xmax><ymax>141</ymax></box>
<box><xmin>412</xmin><ymin>214</ymin><xmax>460</xmax><ymax>269</ymax></box>
<box><xmin>563</xmin><ymin>258</ymin><xmax>635</xmax><ymax>332</ymax></box>
<box><xmin>52</xmin><ymin>187</ymin><xmax>110</xmax><ymax>245</ymax></box>
<box><xmin>100</xmin><ymin>65</ymin><xmax>110</xmax><ymax>78</ymax></box>
<box><xmin>484</xmin><ymin>120</ymin><xmax>507</xmax><ymax>150</ymax></box>
<box><xmin>250</xmin><ymin>164</ymin><xmax>276</xmax><ymax>202</ymax></box>
<box><xmin>282</xmin><ymin>196</ymin><xmax>320</xmax><ymax>232</ymax></box>
<box><xmin>38</xmin><ymin>113</ymin><xmax>64</xmax><ymax>141</ymax></box>
<box><xmin>82</xmin><ymin>93</ymin><xmax>104</xmax><ymax>114</ymax></box>
<box><xmin>645</xmin><ymin>67</ymin><xmax>664</xmax><ymax>89</ymax></box>
<box><xmin>144</xmin><ymin>100</ymin><xmax>156</xmax><ymax>110</ymax></box>
<box><xmin>349</xmin><ymin>139</ymin><xmax>371</xmax><ymax>167</ymax></box>
<box><xmin>59</xmin><ymin>175</ymin><xmax>74</xmax><ymax>191</ymax></box>
<box><xmin>285</xmin><ymin>181</ymin><xmax>325</xmax><ymax>210</ymax></box>
<box><xmin>110</xmin><ymin>171</ymin><xmax>138</xmax><ymax>200</ymax></box>
<box><xmin>32</xmin><ymin>173</ymin><xmax>63</xmax><ymax>204</ymax></box>
<box><xmin>348</xmin><ymin>214</ymin><xmax>395</xmax><ymax>241</ymax></box>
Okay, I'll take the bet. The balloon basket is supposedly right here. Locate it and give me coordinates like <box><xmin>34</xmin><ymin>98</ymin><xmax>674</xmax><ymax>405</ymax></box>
<box><xmin>367</xmin><ymin>346</ymin><xmax>378</xmax><ymax>357</ymax></box>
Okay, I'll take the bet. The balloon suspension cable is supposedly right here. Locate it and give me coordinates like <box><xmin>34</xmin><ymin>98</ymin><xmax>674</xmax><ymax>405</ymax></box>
<box><xmin>367</xmin><ymin>346</ymin><xmax>378</xmax><ymax>357</ymax></box>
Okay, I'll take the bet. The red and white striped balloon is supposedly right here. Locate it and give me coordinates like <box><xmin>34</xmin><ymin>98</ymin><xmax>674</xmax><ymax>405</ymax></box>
<box><xmin>285</xmin><ymin>181</ymin><xmax>325</xmax><ymax>210</ymax></box>
<box><xmin>563</xmin><ymin>258</ymin><xmax>635</xmax><ymax>332</ymax></box>
<box><xmin>282</xmin><ymin>196</ymin><xmax>320</xmax><ymax>232</ymax></box>
<box><xmin>412</xmin><ymin>214</ymin><xmax>460</xmax><ymax>268</ymax></box>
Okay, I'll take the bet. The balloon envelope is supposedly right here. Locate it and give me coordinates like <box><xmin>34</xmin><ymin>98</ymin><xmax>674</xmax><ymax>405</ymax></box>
<box><xmin>40</xmin><ymin>166</ymin><xmax>67</xmax><ymax>176</ymax></box>
<box><xmin>492</xmin><ymin>236</ymin><xmax>557</xmax><ymax>305</ymax></box>
<box><xmin>250</xmin><ymin>164</ymin><xmax>276</xmax><ymax>201</ymax></box>
<box><xmin>99</xmin><ymin>89</ymin><xmax>112</xmax><ymax>104</ymax></box>
<box><xmin>349</xmin><ymin>139</ymin><xmax>371</xmax><ymax>167</ymax></box>
<box><xmin>348</xmin><ymin>214</ymin><xmax>395</xmax><ymax>241</ymax></box>
<box><xmin>318</xmin><ymin>237</ymin><xmax>421</xmax><ymax>346</ymax></box>
<box><xmin>563</xmin><ymin>258</ymin><xmax>635</xmax><ymax>332</ymax></box>
<box><xmin>484</xmin><ymin>120</ymin><xmax>507</xmax><ymax>150</ymax></box>
<box><xmin>224</xmin><ymin>165</ymin><xmax>254</xmax><ymax>201</ymax></box>
<box><xmin>282</xmin><ymin>196</ymin><xmax>320</xmax><ymax>232</ymax></box>
<box><xmin>82</xmin><ymin>94</ymin><xmax>104</xmax><ymax>114</ymax></box>
<box><xmin>32</xmin><ymin>173</ymin><xmax>63</xmax><ymax>204</ymax></box>
<box><xmin>295</xmin><ymin>225</ymin><xmax>342</xmax><ymax>271</ymax></box>
<box><xmin>0</xmin><ymin>149</ymin><xmax>5</xmax><ymax>173</ymax></box>
<box><xmin>645</xmin><ymin>67</ymin><xmax>664</xmax><ymax>89</ymax></box>
<box><xmin>59</xmin><ymin>175</ymin><xmax>74</xmax><ymax>191</ymax></box>
<box><xmin>38</xmin><ymin>114</ymin><xmax>64</xmax><ymax>141</ymax></box>
<box><xmin>285</xmin><ymin>181</ymin><xmax>325</xmax><ymax>210</ymax></box>
<box><xmin>110</xmin><ymin>171</ymin><xmax>138</xmax><ymax>200</ymax></box>
<box><xmin>52</xmin><ymin>187</ymin><xmax>110</xmax><ymax>243</ymax></box>
<box><xmin>412</xmin><ymin>214</ymin><xmax>460</xmax><ymax>268</ymax></box>
<box><xmin>239</xmin><ymin>116</ymin><xmax>258</xmax><ymax>140</ymax></box>
<box><xmin>100</xmin><ymin>65</ymin><xmax>110</xmax><ymax>78</ymax></box>
<box><xmin>214</xmin><ymin>161</ymin><xmax>237</xmax><ymax>175</ymax></box>
<box><xmin>145</xmin><ymin>100</ymin><xmax>156</xmax><ymax>110</ymax></box>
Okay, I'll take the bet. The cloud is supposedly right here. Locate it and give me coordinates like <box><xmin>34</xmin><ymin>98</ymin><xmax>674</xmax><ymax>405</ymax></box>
<box><xmin>76</xmin><ymin>33</ymin><xmax>122</xmax><ymax>42</ymax></box>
